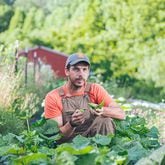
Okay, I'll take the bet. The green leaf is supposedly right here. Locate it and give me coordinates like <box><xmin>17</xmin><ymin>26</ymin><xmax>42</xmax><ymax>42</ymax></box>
<box><xmin>88</xmin><ymin>102</ymin><xmax>98</xmax><ymax>109</ymax></box>
<box><xmin>34</xmin><ymin>119</ymin><xmax>59</xmax><ymax>137</ymax></box>
<box><xmin>32</xmin><ymin>117</ymin><xmax>46</xmax><ymax>127</ymax></box>
<box><xmin>124</xmin><ymin>141</ymin><xmax>148</xmax><ymax>164</ymax></box>
<box><xmin>39</xmin><ymin>133</ymin><xmax>61</xmax><ymax>141</ymax></box>
<box><xmin>147</xmin><ymin>126</ymin><xmax>159</xmax><ymax>139</ymax></box>
<box><xmin>92</xmin><ymin>134</ymin><xmax>112</xmax><ymax>146</ymax></box>
<box><xmin>76</xmin><ymin>153</ymin><xmax>97</xmax><ymax>165</ymax></box>
<box><xmin>115</xmin><ymin>156</ymin><xmax>127</xmax><ymax>165</ymax></box>
<box><xmin>56</xmin><ymin>143</ymin><xmax>94</xmax><ymax>155</ymax></box>
<box><xmin>79</xmin><ymin>109</ymin><xmax>86</xmax><ymax>113</ymax></box>
<box><xmin>38</xmin><ymin>146</ymin><xmax>56</xmax><ymax>156</ymax></box>
<box><xmin>72</xmin><ymin>135</ymin><xmax>90</xmax><ymax>149</ymax></box>
<box><xmin>88</xmin><ymin>100</ymin><xmax>104</xmax><ymax>110</ymax></box>
<box><xmin>0</xmin><ymin>145</ymin><xmax>25</xmax><ymax>156</ymax></box>
<box><xmin>55</xmin><ymin>151</ymin><xmax>77</xmax><ymax>165</ymax></box>
<box><xmin>141</xmin><ymin>137</ymin><xmax>160</xmax><ymax>149</ymax></box>
<box><xmin>135</xmin><ymin>145</ymin><xmax>165</xmax><ymax>165</ymax></box>
<box><xmin>97</xmin><ymin>100</ymin><xmax>104</xmax><ymax>109</ymax></box>
<box><xmin>13</xmin><ymin>153</ymin><xmax>49</xmax><ymax>165</ymax></box>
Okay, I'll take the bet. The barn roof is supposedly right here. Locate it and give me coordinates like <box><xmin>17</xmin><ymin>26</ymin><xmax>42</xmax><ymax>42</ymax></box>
<box><xmin>19</xmin><ymin>46</ymin><xmax>68</xmax><ymax>57</ymax></box>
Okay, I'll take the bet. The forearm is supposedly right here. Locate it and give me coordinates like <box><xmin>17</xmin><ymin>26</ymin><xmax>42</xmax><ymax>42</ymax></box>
<box><xmin>102</xmin><ymin>106</ymin><xmax>125</xmax><ymax>120</ymax></box>
<box><xmin>60</xmin><ymin>121</ymin><xmax>75</xmax><ymax>137</ymax></box>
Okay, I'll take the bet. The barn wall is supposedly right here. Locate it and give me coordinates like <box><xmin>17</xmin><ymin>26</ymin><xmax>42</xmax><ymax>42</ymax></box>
<box><xmin>19</xmin><ymin>47</ymin><xmax>68</xmax><ymax>78</ymax></box>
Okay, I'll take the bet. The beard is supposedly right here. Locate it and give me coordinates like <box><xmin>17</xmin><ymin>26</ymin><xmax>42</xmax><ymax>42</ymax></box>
<box><xmin>68</xmin><ymin>77</ymin><xmax>87</xmax><ymax>88</ymax></box>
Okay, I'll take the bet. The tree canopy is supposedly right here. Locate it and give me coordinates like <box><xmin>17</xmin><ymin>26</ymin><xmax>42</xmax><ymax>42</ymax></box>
<box><xmin>0</xmin><ymin>0</ymin><xmax>164</xmax><ymax>97</ymax></box>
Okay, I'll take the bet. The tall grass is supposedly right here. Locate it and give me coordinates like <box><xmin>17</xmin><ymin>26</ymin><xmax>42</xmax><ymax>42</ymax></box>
<box><xmin>0</xmin><ymin>42</ymin><xmax>64</xmax><ymax>135</ymax></box>
<box><xmin>0</xmin><ymin>68</ymin><xmax>21</xmax><ymax>108</ymax></box>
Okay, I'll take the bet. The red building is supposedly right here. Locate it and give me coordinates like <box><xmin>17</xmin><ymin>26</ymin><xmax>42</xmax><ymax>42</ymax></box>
<box><xmin>18</xmin><ymin>46</ymin><xmax>68</xmax><ymax>78</ymax></box>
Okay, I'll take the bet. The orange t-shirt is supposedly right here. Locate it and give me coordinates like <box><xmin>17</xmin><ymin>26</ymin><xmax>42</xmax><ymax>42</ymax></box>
<box><xmin>44</xmin><ymin>83</ymin><xmax>114</xmax><ymax>119</ymax></box>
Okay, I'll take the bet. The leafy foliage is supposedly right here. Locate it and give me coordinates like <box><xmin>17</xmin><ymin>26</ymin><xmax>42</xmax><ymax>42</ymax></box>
<box><xmin>0</xmin><ymin>115</ymin><xmax>163</xmax><ymax>165</ymax></box>
<box><xmin>0</xmin><ymin>1</ymin><xmax>164</xmax><ymax>164</ymax></box>
<box><xmin>135</xmin><ymin>145</ymin><xmax>165</xmax><ymax>165</ymax></box>
<box><xmin>0</xmin><ymin>107</ymin><xmax>25</xmax><ymax>135</ymax></box>
<box><xmin>33</xmin><ymin>118</ymin><xmax>61</xmax><ymax>141</ymax></box>
<box><xmin>0</xmin><ymin>0</ymin><xmax>164</xmax><ymax>98</ymax></box>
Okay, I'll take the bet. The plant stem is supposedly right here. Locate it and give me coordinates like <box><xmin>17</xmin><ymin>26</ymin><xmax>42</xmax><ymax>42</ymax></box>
<box><xmin>26</xmin><ymin>118</ymin><xmax>30</xmax><ymax>132</ymax></box>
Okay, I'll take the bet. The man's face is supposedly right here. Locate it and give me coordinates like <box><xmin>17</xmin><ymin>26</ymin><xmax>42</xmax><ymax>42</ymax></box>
<box><xmin>65</xmin><ymin>62</ymin><xmax>90</xmax><ymax>87</ymax></box>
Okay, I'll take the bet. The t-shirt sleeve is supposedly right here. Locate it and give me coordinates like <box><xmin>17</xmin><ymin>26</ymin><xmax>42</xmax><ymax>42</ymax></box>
<box><xmin>44</xmin><ymin>92</ymin><xmax>62</xmax><ymax>119</ymax></box>
<box><xmin>90</xmin><ymin>83</ymin><xmax>114</xmax><ymax>106</ymax></box>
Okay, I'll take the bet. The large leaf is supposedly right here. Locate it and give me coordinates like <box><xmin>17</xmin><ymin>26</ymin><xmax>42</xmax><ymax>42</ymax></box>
<box><xmin>55</xmin><ymin>151</ymin><xmax>77</xmax><ymax>165</ymax></box>
<box><xmin>92</xmin><ymin>134</ymin><xmax>112</xmax><ymax>146</ymax></box>
<box><xmin>38</xmin><ymin>146</ymin><xmax>56</xmax><ymax>156</ymax></box>
<box><xmin>0</xmin><ymin>133</ymin><xmax>20</xmax><ymax>146</ymax></box>
<box><xmin>76</xmin><ymin>153</ymin><xmax>97</xmax><ymax>165</ymax></box>
<box><xmin>135</xmin><ymin>145</ymin><xmax>165</xmax><ymax>165</ymax></box>
<box><xmin>34</xmin><ymin>119</ymin><xmax>60</xmax><ymax>137</ymax></box>
<box><xmin>56</xmin><ymin>143</ymin><xmax>94</xmax><ymax>155</ymax></box>
<box><xmin>32</xmin><ymin>117</ymin><xmax>46</xmax><ymax>127</ymax></box>
<box><xmin>124</xmin><ymin>141</ymin><xmax>148</xmax><ymax>164</ymax></box>
<box><xmin>147</xmin><ymin>126</ymin><xmax>159</xmax><ymax>139</ymax></box>
<box><xmin>72</xmin><ymin>135</ymin><xmax>91</xmax><ymax>149</ymax></box>
<box><xmin>0</xmin><ymin>145</ymin><xmax>25</xmax><ymax>156</ymax></box>
<box><xmin>13</xmin><ymin>153</ymin><xmax>49</xmax><ymax>165</ymax></box>
<box><xmin>39</xmin><ymin>133</ymin><xmax>61</xmax><ymax>141</ymax></box>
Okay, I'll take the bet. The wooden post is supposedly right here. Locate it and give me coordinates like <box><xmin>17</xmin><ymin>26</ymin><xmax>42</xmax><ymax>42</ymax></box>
<box><xmin>25</xmin><ymin>48</ymin><xmax>28</xmax><ymax>85</ymax></box>
<box><xmin>36</xmin><ymin>58</ymin><xmax>41</xmax><ymax>83</ymax></box>
<box><xmin>14</xmin><ymin>41</ymin><xmax>19</xmax><ymax>73</ymax></box>
<box><xmin>33</xmin><ymin>52</ymin><xmax>37</xmax><ymax>83</ymax></box>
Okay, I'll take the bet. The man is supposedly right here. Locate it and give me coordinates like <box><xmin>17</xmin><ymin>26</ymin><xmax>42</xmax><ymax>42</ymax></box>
<box><xmin>44</xmin><ymin>53</ymin><xmax>125</xmax><ymax>142</ymax></box>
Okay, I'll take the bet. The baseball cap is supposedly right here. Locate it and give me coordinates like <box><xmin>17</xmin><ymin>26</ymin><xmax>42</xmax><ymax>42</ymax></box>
<box><xmin>65</xmin><ymin>53</ymin><xmax>90</xmax><ymax>68</ymax></box>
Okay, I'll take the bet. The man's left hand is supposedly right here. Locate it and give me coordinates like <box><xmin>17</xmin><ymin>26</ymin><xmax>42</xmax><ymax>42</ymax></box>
<box><xmin>93</xmin><ymin>107</ymin><xmax>104</xmax><ymax>116</ymax></box>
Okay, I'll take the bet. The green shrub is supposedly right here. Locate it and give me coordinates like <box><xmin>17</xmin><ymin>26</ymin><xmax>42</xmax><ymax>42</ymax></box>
<box><xmin>0</xmin><ymin>107</ymin><xmax>25</xmax><ymax>135</ymax></box>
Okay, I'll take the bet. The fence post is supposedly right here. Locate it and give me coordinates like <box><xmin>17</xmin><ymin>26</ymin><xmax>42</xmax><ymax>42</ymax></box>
<box><xmin>14</xmin><ymin>41</ymin><xmax>19</xmax><ymax>74</ymax></box>
<box><xmin>25</xmin><ymin>48</ymin><xmax>28</xmax><ymax>85</ymax></box>
<box><xmin>33</xmin><ymin>52</ymin><xmax>37</xmax><ymax>83</ymax></box>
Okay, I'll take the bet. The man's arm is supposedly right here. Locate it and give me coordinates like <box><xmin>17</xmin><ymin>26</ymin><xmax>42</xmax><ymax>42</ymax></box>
<box><xmin>91</xmin><ymin>83</ymin><xmax>125</xmax><ymax>120</ymax></box>
<box><xmin>94</xmin><ymin>99</ymin><xmax>125</xmax><ymax>120</ymax></box>
<box><xmin>52</xmin><ymin>110</ymin><xmax>85</xmax><ymax>137</ymax></box>
<box><xmin>52</xmin><ymin>115</ymin><xmax>75</xmax><ymax>137</ymax></box>
<box><xmin>102</xmin><ymin>99</ymin><xmax>125</xmax><ymax>119</ymax></box>
<box><xmin>44</xmin><ymin>92</ymin><xmax>75</xmax><ymax>137</ymax></box>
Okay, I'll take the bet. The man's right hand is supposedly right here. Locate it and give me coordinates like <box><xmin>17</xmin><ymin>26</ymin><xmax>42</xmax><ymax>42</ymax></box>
<box><xmin>93</xmin><ymin>107</ymin><xmax>104</xmax><ymax>116</ymax></box>
<box><xmin>69</xmin><ymin>109</ymin><xmax>85</xmax><ymax>127</ymax></box>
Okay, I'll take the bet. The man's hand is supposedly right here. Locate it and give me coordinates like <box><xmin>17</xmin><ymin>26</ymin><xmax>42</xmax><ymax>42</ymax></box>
<box><xmin>93</xmin><ymin>107</ymin><xmax>104</xmax><ymax>116</ymax></box>
<box><xmin>69</xmin><ymin>109</ymin><xmax>85</xmax><ymax>127</ymax></box>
